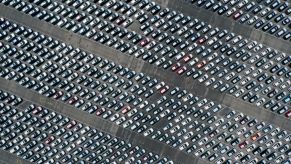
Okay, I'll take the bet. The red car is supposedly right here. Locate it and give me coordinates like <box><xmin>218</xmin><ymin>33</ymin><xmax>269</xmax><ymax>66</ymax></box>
<box><xmin>75</xmin><ymin>14</ymin><xmax>84</xmax><ymax>22</ymax></box>
<box><xmin>96</xmin><ymin>108</ymin><xmax>106</xmax><ymax>116</ymax></box>
<box><xmin>116</xmin><ymin>17</ymin><xmax>125</xmax><ymax>25</ymax></box>
<box><xmin>142</xmin><ymin>154</ymin><xmax>150</xmax><ymax>161</ymax></box>
<box><xmin>233</xmin><ymin>11</ymin><xmax>243</xmax><ymax>20</ymax></box>
<box><xmin>160</xmin><ymin>86</ymin><xmax>169</xmax><ymax>94</ymax></box>
<box><xmin>285</xmin><ymin>110</ymin><xmax>291</xmax><ymax>118</ymax></box>
<box><xmin>196</xmin><ymin>60</ymin><xmax>206</xmax><ymax>68</ymax></box>
<box><xmin>53</xmin><ymin>91</ymin><xmax>63</xmax><ymax>99</ymax></box>
<box><xmin>197</xmin><ymin>36</ymin><xmax>208</xmax><ymax>44</ymax></box>
<box><xmin>45</xmin><ymin>136</ymin><xmax>55</xmax><ymax>144</ymax></box>
<box><xmin>66</xmin><ymin>120</ymin><xmax>77</xmax><ymax>129</ymax></box>
<box><xmin>129</xmin><ymin>147</ymin><xmax>138</xmax><ymax>155</ymax></box>
<box><xmin>250</xmin><ymin>133</ymin><xmax>260</xmax><ymax>141</ymax></box>
<box><xmin>121</xmin><ymin>106</ymin><xmax>131</xmax><ymax>114</ymax></box>
<box><xmin>32</xmin><ymin>106</ymin><xmax>42</xmax><ymax>115</ymax></box>
<box><xmin>209</xmin><ymin>130</ymin><xmax>218</xmax><ymax>138</ymax></box>
<box><xmin>177</xmin><ymin>66</ymin><xmax>187</xmax><ymax>75</ymax></box>
<box><xmin>68</xmin><ymin>96</ymin><xmax>79</xmax><ymax>104</ymax></box>
<box><xmin>238</xmin><ymin>140</ymin><xmax>248</xmax><ymax>149</ymax></box>
<box><xmin>183</xmin><ymin>54</ymin><xmax>193</xmax><ymax>63</ymax></box>
<box><xmin>139</xmin><ymin>38</ymin><xmax>150</xmax><ymax>46</ymax></box>
<box><xmin>171</xmin><ymin>63</ymin><xmax>181</xmax><ymax>71</ymax></box>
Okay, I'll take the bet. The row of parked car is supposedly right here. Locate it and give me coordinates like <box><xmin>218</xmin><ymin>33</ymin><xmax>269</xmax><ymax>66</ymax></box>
<box><xmin>0</xmin><ymin>17</ymin><xmax>290</xmax><ymax>164</ymax></box>
<box><xmin>1</xmin><ymin>0</ymin><xmax>289</xmax><ymax>120</ymax></box>
<box><xmin>0</xmin><ymin>90</ymin><xmax>174</xmax><ymax>164</ymax></box>
<box><xmin>135</xmin><ymin>6</ymin><xmax>290</xmax><ymax>115</ymax></box>
<box><xmin>0</xmin><ymin>18</ymin><xmax>222</xmax><ymax>151</ymax></box>
<box><xmin>188</xmin><ymin>0</ymin><xmax>291</xmax><ymax>40</ymax></box>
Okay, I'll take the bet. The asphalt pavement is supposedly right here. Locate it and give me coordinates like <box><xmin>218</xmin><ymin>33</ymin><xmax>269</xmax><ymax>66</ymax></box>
<box><xmin>0</xmin><ymin>4</ymin><xmax>289</xmax><ymax>131</ymax></box>
<box><xmin>1</xmin><ymin>2</ymin><xmax>291</xmax><ymax>164</ymax></box>
<box><xmin>0</xmin><ymin>150</ymin><xmax>32</xmax><ymax>164</ymax></box>
<box><xmin>0</xmin><ymin>78</ymin><xmax>211</xmax><ymax>164</ymax></box>
<box><xmin>155</xmin><ymin>0</ymin><xmax>291</xmax><ymax>54</ymax></box>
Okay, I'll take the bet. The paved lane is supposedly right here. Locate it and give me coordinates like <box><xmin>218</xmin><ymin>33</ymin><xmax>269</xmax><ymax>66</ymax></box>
<box><xmin>155</xmin><ymin>0</ymin><xmax>291</xmax><ymax>54</ymax></box>
<box><xmin>1</xmin><ymin>4</ymin><xmax>290</xmax><ymax>131</ymax></box>
<box><xmin>0</xmin><ymin>77</ymin><xmax>211</xmax><ymax>164</ymax></box>
<box><xmin>0</xmin><ymin>150</ymin><xmax>32</xmax><ymax>164</ymax></box>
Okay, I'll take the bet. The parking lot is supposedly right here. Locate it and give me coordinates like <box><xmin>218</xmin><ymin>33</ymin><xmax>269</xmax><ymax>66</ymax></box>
<box><xmin>0</xmin><ymin>0</ymin><xmax>290</xmax><ymax>163</ymax></box>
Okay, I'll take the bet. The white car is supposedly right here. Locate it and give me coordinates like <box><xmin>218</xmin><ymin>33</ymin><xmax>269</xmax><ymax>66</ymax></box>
<box><xmin>225</xmin><ymin>72</ymin><xmax>235</xmax><ymax>81</ymax></box>
<box><xmin>235</xmin><ymin>152</ymin><xmax>244</xmax><ymax>160</ymax></box>
<box><xmin>249</xmin><ymin>55</ymin><xmax>260</xmax><ymax>64</ymax></box>
<box><xmin>237</xmin><ymin>127</ymin><xmax>247</xmax><ymax>135</ymax></box>
<box><xmin>260</xmin><ymin>7</ymin><xmax>271</xmax><ymax>17</ymax></box>
<box><xmin>182</xmin><ymin>93</ymin><xmax>193</xmax><ymax>102</ymax></box>
<box><xmin>231</xmin><ymin>35</ymin><xmax>242</xmax><ymax>44</ymax></box>
<box><xmin>110</xmin><ymin>113</ymin><xmax>120</xmax><ymax>122</ymax></box>
<box><xmin>181</xmin><ymin>117</ymin><xmax>192</xmax><ymax>126</ymax></box>
<box><xmin>174</xmin><ymin>114</ymin><xmax>185</xmax><ymax>123</ymax></box>
<box><xmin>183</xmin><ymin>131</ymin><xmax>193</xmax><ymax>140</ymax></box>
<box><xmin>179</xmin><ymin>142</ymin><xmax>189</xmax><ymax>151</ymax></box>
<box><xmin>195</xmin><ymin>148</ymin><xmax>204</xmax><ymax>156</ymax></box>
<box><xmin>122</xmin><ymin>119</ymin><xmax>133</xmax><ymax>128</ymax></box>
<box><xmin>275</xmin><ymin>155</ymin><xmax>285</xmax><ymax>163</ymax></box>
<box><xmin>204</xmin><ymin>62</ymin><xmax>215</xmax><ymax>71</ymax></box>
<box><xmin>155</xmin><ymin>82</ymin><xmax>165</xmax><ymax>90</ymax></box>
<box><xmin>252</xmin><ymin>69</ymin><xmax>263</xmax><ymax>77</ymax></box>
<box><xmin>139</xmin><ymin>101</ymin><xmax>148</xmax><ymax>109</ymax></box>
<box><xmin>198</xmin><ymin>74</ymin><xmax>209</xmax><ymax>83</ymax></box>
<box><xmin>197</xmin><ymin>98</ymin><xmax>207</xmax><ymax>107</ymax></box>
<box><xmin>170</xmin><ymin>125</ymin><xmax>180</xmax><ymax>134</ymax></box>
<box><xmin>240</xmin><ymin>77</ymin><xmax>251</xmax><ymax>85</ymax></box>
<box><xmin>155</xmin><ymin>57</ymin><xmax>166</xmax><ymax>66</ymax></box>
<box><xmin>255</xmin><ymin>98</ymin><xmax>265</xmax><ymax>106</ymax></box>
<box><xmin>10</xmin><ymin>145</ymin><xmax>20</xmax><ymax>153</ymax></box>
<box><xmin>205</xmin><ymin>77</ymin><xmax>215</xmax><ymax>86</ymax></box>
<box><xmin>207</xmin><ymin>37</ymin><xmax>218</xmax><ymax>46</ymax></box>
<box><xmin>226</xmin><ymin>7</ymin><xmax>237</xmax><ymax>16</ymax></box>
<box><xmin>215</xmin><ymin>119</ymin><xmax>224</xmax><ymax>127</ymax></box>
<box><xmin>130</xmin><ymin>122</ymin><xmax>140</xmax><ymax>130</ymax></box>
<box><xmin>160</xmin><ymin>109</ymin><xmax>170</xmax><ymax>118</ymax></box>
<box><xmin>66</xmin><ymin>143</ymin><xmax>76</xmax><ymax>152</ymax></box>
<box><xmin>175</xmin><ymin>52</ymin><xmax>185</xmax><ymax>61</ymax></box>
<box><xmin>76</xmin><ymin>137</ymin><xmax>86</xmax><ymax>145</ymax></box>
<box><xmin>115</xmin><ymin>117</ymin><xmax>126</xmax><ymax>125</ymax></box>
<box><xmin>143</xmin><ymin>128</ymin><xmax>154</xmax><ymax>136</ymax></box>
<box><xmin>234</xmin><ymin>89</ymin><xmax>245</xmax><ymax>97</ymax></box>
<box><xmin>204</xmin><ymin>102</ymin><xmax>215</xmax><ymax>110</ymax></box>
<box><xmin>207</xmin><ymin>52</ymin><xmax>218</xmax><ymax>62</ymax></box>
<box><xmin>216</xmin><ymin>157</ymin><xmax>226</xmax><ymax>164</ymax></box>
<box><xmin>127</xmin><ymin>108</ymin><xmax>138</xmax><ymax>117</ymax></box>
<box><xmin>189</xmin><ymin>57</ymin><xmax>199</xmax><ymax>66</ymax></box>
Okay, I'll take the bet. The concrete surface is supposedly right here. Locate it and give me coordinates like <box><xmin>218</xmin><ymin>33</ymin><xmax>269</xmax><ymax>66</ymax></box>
<box><xmin>0</xmin><ymin>4</ymin><xmax>289</xmax><ymax>131</ymax></box>
<box><xmin>0</xmin><ymin>78</ymin><xmax>212</xmax><ymax>164</ymax></box>
<box><xmin>0</xmin><ymin>150</ymin><xmax>32</xmax><ymax>164</ymax></box>
<box><xmin>155</xmin><ymin>0</ymin><xmax>291</xmax><ymax>54</ymax></box>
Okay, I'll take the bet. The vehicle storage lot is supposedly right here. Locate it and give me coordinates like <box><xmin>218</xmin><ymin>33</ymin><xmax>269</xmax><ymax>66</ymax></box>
<box><xmin>0</xmin><ymin>0</ymin><xmax>290</xmax><ymax>163</ymax></box>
